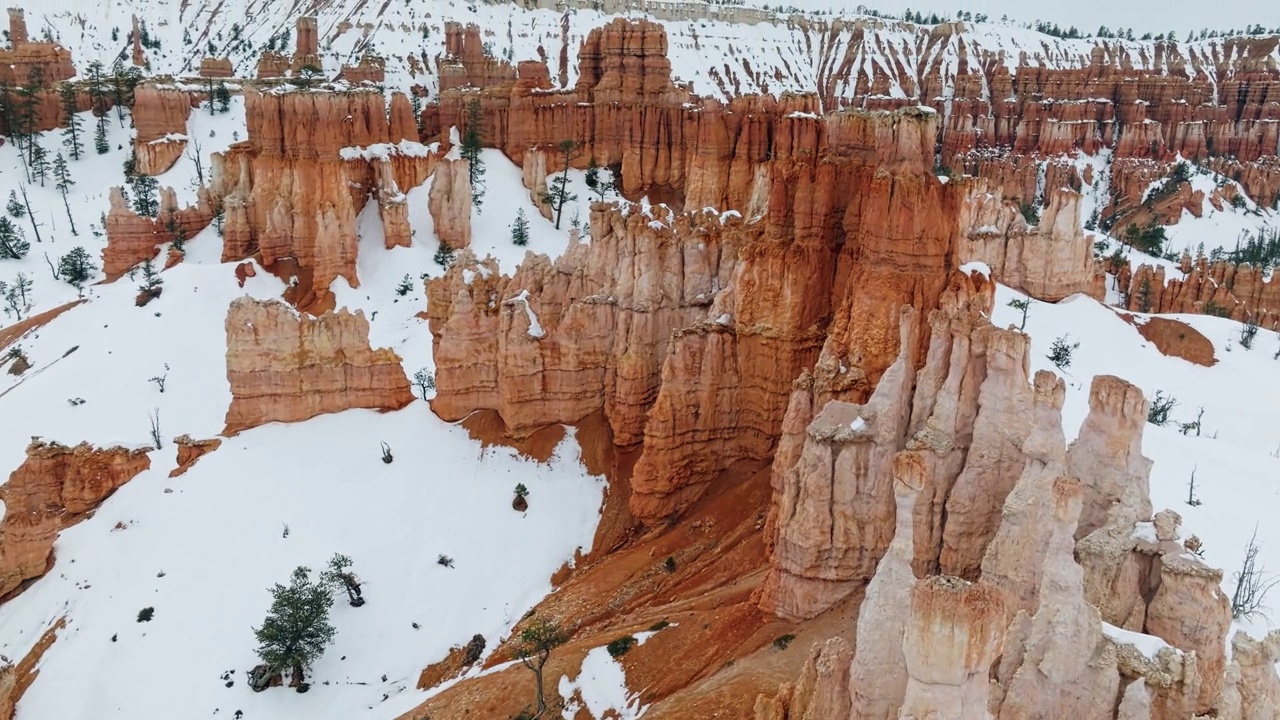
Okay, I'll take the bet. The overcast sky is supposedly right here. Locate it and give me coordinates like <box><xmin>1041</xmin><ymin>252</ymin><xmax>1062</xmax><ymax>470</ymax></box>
<box><xmin>750</xmin><ymin>0</ymin><xmax>1271</xmax><ymax>36</ymax></box>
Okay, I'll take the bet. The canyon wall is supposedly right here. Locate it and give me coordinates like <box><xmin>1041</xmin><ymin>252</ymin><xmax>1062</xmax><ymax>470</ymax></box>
<box><xmin>223</xmin><ymin>297</ymin><xmax>415</xmax><ymax>434</ymax></box>
<box><xmin>103</xmin><ymin>186</ymin><xmax>216</xmax><ymax>276</ymax></box>
<box><xmin>1124</xmin><ymin>257</ymin><xmax>1280</xmax><ymax>328</ymax></box>
<box><xmin>210</xmin><ymin>89</ymin><xmax>437</xmax><ymax>311</ymax></box>
<box><xmin>0</xmin><ymin>441</ymin><xmax>151</xmax><ymax>598</ymax></box>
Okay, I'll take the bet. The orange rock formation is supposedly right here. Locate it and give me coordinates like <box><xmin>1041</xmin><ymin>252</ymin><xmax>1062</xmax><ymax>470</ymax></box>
<box><xmin>0</xmin><ymin>441</ymin><xmax>150</xmax><ymax>598</ymax></box>
<box><xmin>103</xmin><ymin>186</ymin><xmax>215</xmax><ymax>276</ymax></box>
<box><xmin>223</xmin><ymin>297</ymin><xmax>415</xmax><ymax>434</ymax></box>
<box><xmin>0</xmin><ymin>9</ymin><xmax>74</xmax><ymax>86</ymax></box>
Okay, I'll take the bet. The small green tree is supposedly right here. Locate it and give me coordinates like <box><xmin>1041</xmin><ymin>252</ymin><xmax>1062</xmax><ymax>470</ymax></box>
<box><xmin>320</xmin><ymin>553</ymin><xmax>364</xmax><ymax>607</ymax></box>
<box><xmin>514</xmin><ymin>616</ymin><xmax>568</xmax><ymax>718</ymax></box>
<box><xmin>510</xmin><ymin>208</ymin><xmax>530</xmax><ymax>246</ymax></box>
<box><xmin>433</xmin><ymin>243</ymin><xmax>456</xmax><ymax>268</ymax></box>
<box><xmin>253</xmin><ymin>566</ymin><xmax>336</xmax><ymax>687</ymax></box>
<box><xmin>130</xmin><ymin>174</ymin><xmax>160</xmax><ymax>217</ymax></box>
<box><xmin>52</xmin><ymin>152</ymin><xmax>78</xmax><ymax>235</ymax></box>
<box><xmin>1047</xmin><ymin>334</ymin><xmax>1079</xmax><ymax>370</ymax></box>
<box><xmin>58</xmin><ymin>246</ymin><xmax>96</xmax><ymax>294</ymax></box>
<box><xmin>93</xmin><ymin>117</ymin><xmax>110</xmax><ymax>155</ymax></box>
<box><xmin>584</xmin><ymin>158</ymin><xmax>613</xmax><ymax>202</ymax></box>
<box><xmin>59</xmin><ymin>83</ymin><xmax>85</xmax><ymax>160</ymax></box>
<box><xmin>5</xmin><ymin>191</ymin><xmax>24</xmax><ymax>218</ymax></box>
<box><xmin>214</xmin><ymin>82</ymin><xmax>232</xmax><ymax>113</ymax></box>
<box><xmin>0</xmin><ymin>217</ymin><xmax>29</xmax><ymax>260</ymax></box>
<box><xmin>135</xmin><ymin>258</ymin><xmax>163</xmax><ymax>304</ymax></box>
<box><xmin>1136</xmin><ymin>275</ymin><xmax>1153</xmax><ymax>313</ymax></box>
<box><xmin>540</xmin><ymin>139</ymin><xmax>579</xmax><ymax>230</ymax></box>
<box><xmin>1006</xmin><ymin>297</ymin><xmax>1031</xmax><ymax>331</ymax></box>
<box><xmin>29</xmin><ymin>141</ymin><xmax>49</xmax><ymax>186</ymax></box>
<box><xmin>459</xmin><ymin>97</ymin><xmax>486</xmax><ymax>208</ymax></box>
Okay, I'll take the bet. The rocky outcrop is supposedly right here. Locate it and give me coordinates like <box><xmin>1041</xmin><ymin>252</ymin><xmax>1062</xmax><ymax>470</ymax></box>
<box><xmin>1224</xmin><ymin>631</ymin><xmax>1280</xmax><ymax>720</ymax></box>
<box><xmin>132</xmin><ymin>85</ymin><xmax>199</xmax><ymax>175</ymax></box>
<box><xmin>427</xmin><ymin>158</ymin><xmax>473</xmax><ymax>249</ymax></box>
<box><xmin>957</xmin><ymin>183</ymin><xmax>1104</xmax><ymax>301</ymax></box>
<box><xmin>169</xmin><ymin>436</ymin><xmax>222</xmax><ymax>478</ymax></box>
<box><xmin>1125</xmin><ymin>258</ymin><xmax>1280</xmax><ymax>329</ymax></box>
<box><xmin>0</xmin><ymin>441</ymin><xmax>151</xmax><ymax>598</ymax></box>
<box><xmin>223</xmin><ymin>297</ymin><xmax>415</xmax><ymax>434</ymax></box>
<box><xmin>198</xmin><ymin>58</ymin><xmax>234</xmax><ymax>78</ymax></box>
<box><xmin>103</xmin><ymin>186</ymin><xmax>216</xmax><ymax>276</ymax></box>
<box><xmin>753</xmin><ymin>638</ymin><xmax>853</xmax><ymax>720</ymax></box>
<box><xmin>340</xmin><ymin>55</ymin><xmax>387</xmax><ymax>85</ymax></box>
<box><xmin>0</xmin><ymin>9</ymin><xmax>74</xmax><ymax>85</ymax></box>
<box><xmin>898</xmin><ymin>575</ymin><xmax>1006</xmax><ymax>720</ymax></box>
<box><xmin>1067</xmin><ymin>376</ymin><xmax>1153</xmax><ymax>538</ymax></box>
<box><xmin>993</xmin><ymin>477</ymin><xmax>1120</xmax><ymax>719</ymax></box>
<box><xmin>210</xmin><ymin>89</ymin><xmax>437</xmax><ymax>310</ymax></box>
<box><xmin>438</xmin><ymin>22</ymin><xmax>516</xmax><ymax>91</ymax></box>
<box><xmin>757</xmin><ymin>309</ymin><xmax>920</xmax><ymax>621</ymax></box>
<box><xmin>847</xmin><ymin>452</ymin><xmax>922</xmax><ymax>719</ymax></box>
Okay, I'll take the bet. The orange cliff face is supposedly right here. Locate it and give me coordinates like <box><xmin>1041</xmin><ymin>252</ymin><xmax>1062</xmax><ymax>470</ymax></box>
<box><xmin>132</xmin><ymin>85</ymin><xmax>200</xmax><ymax>175</ymax></box>
<box><xmin>0</xmin><ymin>9</ymin><xmax>74</xmax><ymax>86</ymax></box>
<box><xmin>428</xmin><ymin>103</ymin><xmax>970</xmax><ymax>525</ymax></box>
<box><xmin>209</xmin><ymin>88</ymin><xmax>436</xmax><ymax>312</ymax></box>
<box><xmin>223</xmin><ymin>297</ymin><xmax>415</xmax><ymax>435</ymax></box>
<box><xmin>0</xmin><ymin>441</ymin><xmax>151</xmax><ymax>599</ymax></box>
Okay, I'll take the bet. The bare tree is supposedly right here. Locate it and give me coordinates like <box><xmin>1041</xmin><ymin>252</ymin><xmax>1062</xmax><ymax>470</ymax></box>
<box><xmin>1231</xmin><ymin>525</ymin><xmax>1279</xmax><ymax>620</ymax></box>
<box><xmin>18</xmin><ymin>184</ymin><xmax>42</xmax><ymax>244</ymax></box>
<box><xmin>186</xmin><ymin>140</ymin><xmax>205</xmax><ymax>185</ymax></box>
<box><xmin>148</xmin><ymin>408</ymin><xmax>163</xmax><ymax>448</ymax></box>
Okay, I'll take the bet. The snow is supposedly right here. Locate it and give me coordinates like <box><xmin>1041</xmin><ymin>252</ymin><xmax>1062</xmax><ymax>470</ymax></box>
<box><xmin>558</xmin><ymin>631</ymin><xmax>657</xmax><ymax>719</ymax></box>
<box><xmin>509</xmin><ymin>290</ymin><xmax>546</xmax><ymax>339</ymax></box>
<box><xmin>991</xmin><ymin>286</ymin><xmax>1280</xmax><ymax>639</ymax></box>
<box><xmin>715</xmin><ymin>313</ymin><xmax>732</xmax><ymax>325</ymax></box>
<box><xmin>960</xmin><ymin>261</ymin><xmax>992</xmax><ymax>279</ymax></box>
<box><xmin>1102</xmin><ymin>622</ymin><xmax>1178</xmax><ymax>659</ymax></box>
<box><xmin>0</xmin><ymin>100</ymin><xmax>607</xmax><ymax>720</ymax></box>
<box><xmin>1132</xmin><ymin>521</ymin><xmax>1159</xmax><ymax>544</ymax></box>
<box><xmin>339</xmin><ymin>140</ymin><xmax>434</xmax><ymax>161</ymax></box>
<box><xmin>850</xmin><ymin>417</ymin><xmax>868</xmax><ymax>432</ymax></box>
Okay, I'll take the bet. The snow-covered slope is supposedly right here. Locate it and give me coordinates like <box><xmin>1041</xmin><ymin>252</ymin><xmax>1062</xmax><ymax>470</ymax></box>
<box><xmin>0</xmin><ymin>95</ymin><xmax>615</xmax><ymax>719</ymax></box>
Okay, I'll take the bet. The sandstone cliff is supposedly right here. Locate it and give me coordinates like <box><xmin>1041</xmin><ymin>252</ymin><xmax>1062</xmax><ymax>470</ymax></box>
<box><xmin>0</xmin><ymin>441</ymin><xmax>151</xmax><ymax>598</ymax></box>
<box><xmin>210</xmin><ymin>89</ymin><xmax>439</xmax><ymax>311</ymax></box>
<box><xmin>223</xmin><ymin>297</ymin><xmax>415</xmax><ymax>434</ymax></box>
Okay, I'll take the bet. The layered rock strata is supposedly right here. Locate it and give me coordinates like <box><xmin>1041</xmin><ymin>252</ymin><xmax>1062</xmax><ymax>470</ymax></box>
<box><xmin>223</xmin><ymin>298</ymin><xmax>415</xmax><ymax>434</ymax></box>
<box><xmin>132</xmin><ymin>85</ymin><xmax>198</xmax><ymax>175</ymax></box>
<box><xmin>103</xmin><ymin>186</ymin><xmax>216</xmax><ymax>276</ymax></box>
<box><xmin>0</xmin><ymin>441</ymin><xmax>151</xmax><ymax>597</ymax></box>
<box><xmin>210</xmin><ymin>89</ymin><xmax>437</xmax><ymax>310</ymax></box>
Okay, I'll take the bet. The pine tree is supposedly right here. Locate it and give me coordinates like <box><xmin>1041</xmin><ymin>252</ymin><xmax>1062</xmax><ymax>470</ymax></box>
<box><xmin>214</xmin><ymin>82</ymin><xmax>232</xmax><ymax>113</ymax></box>
<box><xmin>6</xmin><ymin>191</ymin><xmax>25</xmax><ymax>218</ymax></box>
<box><xmin>52</xmin><ymin>152</ymin><xmax>78</xmax><ymax>236</ymax></box>
<box><xmin>0</xmin><ymin>217</ymin><xmax>30</xmax><ymax>260</ymax></box>
<box><xmin>29</xmin><ymin>141</ymin><xmax>49</xmax><ymax>186</ymax></box>
<box><xmin>94</xmin><ymin>116</ymin><xmax>110</xmax><ymax>154</ymax></box>
<box><xmin>584</xmin><ymin>158</ymin><xmax>613</xmax><ymax>202</ymax></box>
<box><xmin>320</xmin><ymin>553</ymin><xmax>365</xmax><ymax>607</ymax></box>
<box><xmin>459</xmin><ymin>97</ymin><xmax>486</xmax><ymax>209</ymax></box>
<box><xmin>57</xmin><ymin>246</ymin><xmax>95</xmax><ymax>294</ymax></box>
<box><xmin>539</xmin><ymin>139</ymin><xmax>580</xmax><ymax>230</ymax></box>
<box><xmin>59</xmin><ymin>83</ymin><xmax>84</xmax><ymax>160</ymax></box>
<box><xmin>510</xmin><ymin>208</ymin><xmax>530</xmax><ymax>246</ymax></box>
<box><xmin>433</xmin><ymin>243</ymin><xmax>456</xmax><ymax>268</ymax></box>
<box><xmin>137</xmin><ymin>258</ymin><xmax>163</xmax><ymax>295</ymax></box>
<box><xmin>130</xmin><ymin>174</ymin><xmax>160</xmax><ymax>217</ymax></box>
<box><xmin>253</xmin><ymin>567</ymin><xmax>336</xmax><ymax>686</ymax></box>
<box><xmin>85</xmin><ymin>61</ymin><xmax>107</xmax><ymax>114</ymax></box>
